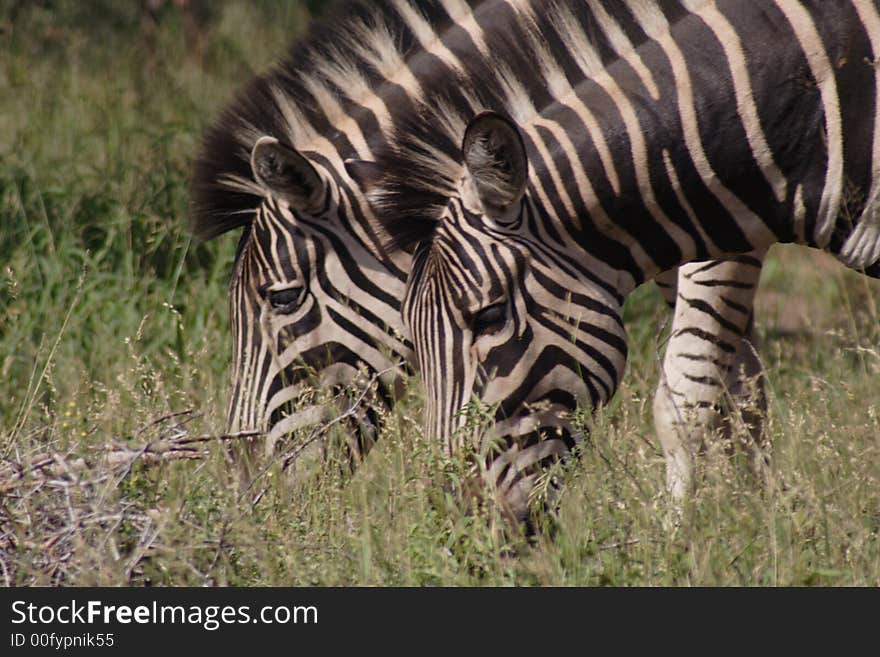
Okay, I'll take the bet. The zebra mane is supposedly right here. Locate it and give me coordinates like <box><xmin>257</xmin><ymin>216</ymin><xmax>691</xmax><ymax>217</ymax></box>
<box><xmin>191</xmin><ymin>0</ymin><xmax>438</xmax><ymax>242</ymax></box>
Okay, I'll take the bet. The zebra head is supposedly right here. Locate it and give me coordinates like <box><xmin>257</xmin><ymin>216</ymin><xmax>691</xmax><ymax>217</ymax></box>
<box><xmin>377</xmin><ymin>112</ymin><xmax>628</xmax><ymax>520</ymax></box>
<box><xmin>196</xmin><ymin>130</ymin><xmax>411</xmax><ymax>463</ymax></box>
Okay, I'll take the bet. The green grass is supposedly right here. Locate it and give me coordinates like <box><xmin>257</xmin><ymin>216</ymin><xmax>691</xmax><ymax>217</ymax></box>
<box><xmin>1</xmin><ymin>3</ymin><xmax>878</xmax><ymax>586</ymax></box>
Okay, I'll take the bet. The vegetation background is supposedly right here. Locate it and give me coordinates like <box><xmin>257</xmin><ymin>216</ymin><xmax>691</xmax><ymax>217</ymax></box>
<box><xmin>1</xmin><ymin>0</ymin><xmax>878</xmax><ymax>586</ymax></box>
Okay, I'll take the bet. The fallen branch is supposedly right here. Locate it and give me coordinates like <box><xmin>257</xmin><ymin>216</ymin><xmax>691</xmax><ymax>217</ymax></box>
<box><xmin>0</xmin><ymin>413</ymin><xmax>261</xmax><ymax>493</ymax></box>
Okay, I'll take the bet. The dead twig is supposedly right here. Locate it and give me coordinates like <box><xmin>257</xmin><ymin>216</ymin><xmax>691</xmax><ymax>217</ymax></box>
<box><xmin>0</xmin><ymin>429</ymin><xmax>261</xmax><ymax>493</ymax></box>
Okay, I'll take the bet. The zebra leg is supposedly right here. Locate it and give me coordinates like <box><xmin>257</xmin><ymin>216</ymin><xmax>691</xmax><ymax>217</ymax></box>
<box><xmin>652</xmin><ymin>252</ymin><xmax>768</xmax><ymax>506</ymax></box>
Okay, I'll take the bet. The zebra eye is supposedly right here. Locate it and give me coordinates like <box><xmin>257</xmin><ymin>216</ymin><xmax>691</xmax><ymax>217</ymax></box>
<box><xmin>472</xmin><ymin>303</ymin><xmax>508</xmax><ymax>337</ymax></box>
<box><xmin>267</xmin><ymin>286</ymin><xmax>304</xmax><ymax>314</ymax></box>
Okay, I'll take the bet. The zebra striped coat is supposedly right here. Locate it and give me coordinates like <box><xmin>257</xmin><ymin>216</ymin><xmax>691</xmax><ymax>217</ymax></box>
<box><xmin>367</xmin><ymin>0</ymin><xmax>880</xmax><ymax>518</ymax></box>
<box><xmin>193</xmin><ymin>0</ymin><xmax>766</xmax><ymax>503</ymax></box>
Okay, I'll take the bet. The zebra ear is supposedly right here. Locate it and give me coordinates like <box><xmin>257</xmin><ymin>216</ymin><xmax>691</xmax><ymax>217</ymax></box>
<box><xmin>344</xmin><ymin>159</ymin><xmax>382</xmax><ymax>193</ymax></box>
<box><xmin>462</xmin><ymin>111</ymin><xmax>528</xmax><ymax>216</ymax></box>
<box><xmin>250</xmin><ymin>136</ymin><xmax>325</xmax><ymax>213</ymax></box>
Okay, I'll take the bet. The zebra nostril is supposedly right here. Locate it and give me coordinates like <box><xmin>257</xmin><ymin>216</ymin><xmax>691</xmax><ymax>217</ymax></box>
<box><xmin>472</xmin><ymin>302</ymin><xmax>508</xmax><ymax>337</ymax></box>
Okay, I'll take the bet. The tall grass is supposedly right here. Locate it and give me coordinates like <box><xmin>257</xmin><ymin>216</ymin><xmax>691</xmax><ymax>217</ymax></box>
<box><xmin>1</xmin><ymin>3</ymin><xmax>878</xmax><ymax>586</ymax></box>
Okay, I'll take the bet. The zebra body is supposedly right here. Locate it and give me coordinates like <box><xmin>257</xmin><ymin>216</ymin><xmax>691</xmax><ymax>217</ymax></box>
<box><xmin>194</xmin><ymin>0</ymin><xmax>766</xmax><ymax>501</ymax></box>
<box><xmin>368</xmin><ymin>0</ymin><xmax>880</xmax><ymax>518</ymax></box>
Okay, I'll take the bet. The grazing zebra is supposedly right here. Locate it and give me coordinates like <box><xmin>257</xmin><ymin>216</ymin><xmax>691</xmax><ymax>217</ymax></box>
<box><xmin>364</xmin><ymin>0</ymin><xmax>880</xmax><ymax>518</ymax></box>
<box><xmin>192</xmin><ymin>0</ymin><xmax>765</xmax><ymax>493</ymax></box>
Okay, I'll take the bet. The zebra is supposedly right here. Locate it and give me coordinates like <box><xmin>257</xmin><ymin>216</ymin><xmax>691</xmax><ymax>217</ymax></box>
<box><xmin>192</xmin><ymin>0</ymin><xmax>766</xmax><ymax>495</ymax></box>
<box><xmin>363</xmin><ymin>0</ymin><xmax>880</xmax><ymax>518</ymax></box>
